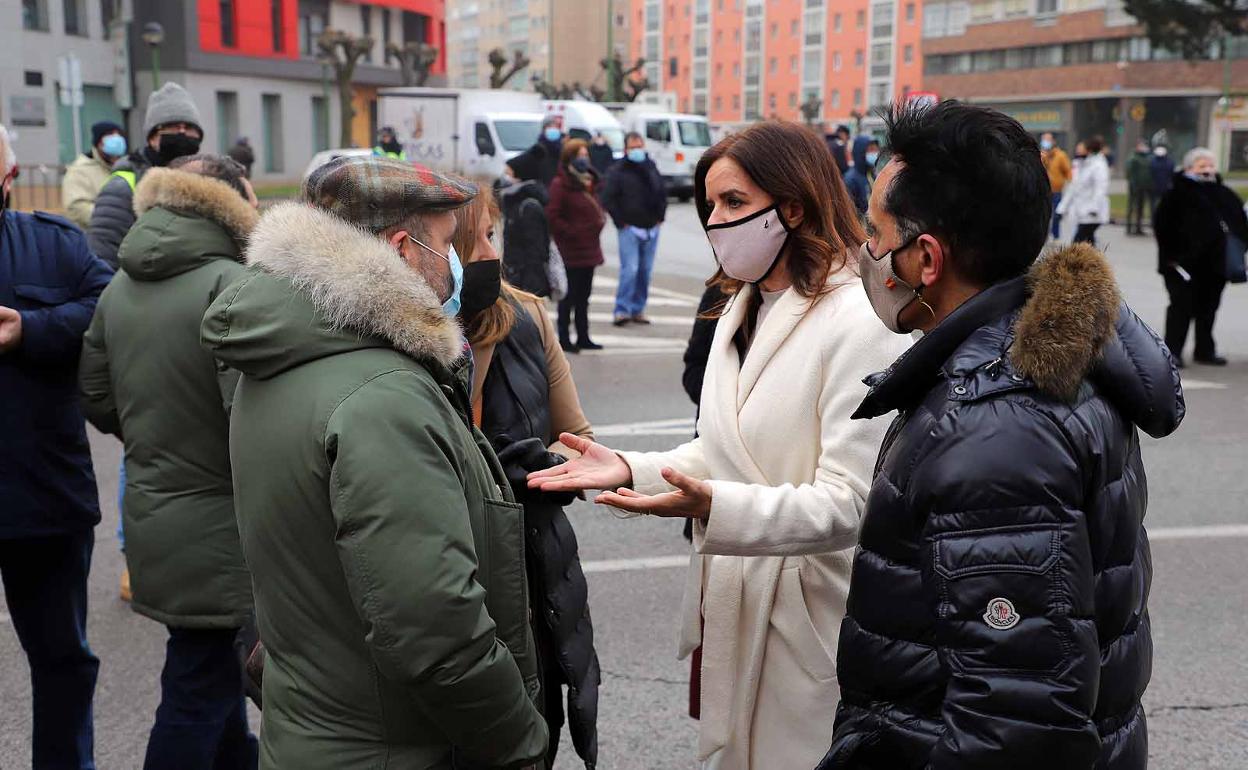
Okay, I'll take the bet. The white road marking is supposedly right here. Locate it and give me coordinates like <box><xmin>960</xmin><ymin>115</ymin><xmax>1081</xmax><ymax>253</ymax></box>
<box><xmin>567</xmin><ymin>333</ymin><xmax>687</xmax><ymax>356</ymax></box>
<box><xmin>588</xmin><ymin>293</ymin><xmax>698</xmax><ymax>308</ymax></box>
<box><xmin>593</xmin><ymin>277</ymin><xmax>703</xmax><ymax>303</ymax></box>
<box><xmin>0</xmin><ymin>612</ymin><xmax>8</xmax><ymax>624</ymax></box>
<box><xmin>1180</xmin><ymin>378</ymin><xmax>1228</xmax><ymax>390</ymax></box>
<box><xmin>547</xmin><ymin>311</ymin><xmax>693</xmax><ymax>327</ymax></box>
<box><xmin>578</xmin><ymin>524</ymin><xmax>1248</xmax><ymax>575</ymax></box>
<box><xmin>594</xmin><ymin>417</ymin><xmax>697</xmax><ymax>437</ymax></box>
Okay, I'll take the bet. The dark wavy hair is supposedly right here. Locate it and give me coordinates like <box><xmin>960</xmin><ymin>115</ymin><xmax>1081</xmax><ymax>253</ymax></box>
<box><xmin>693</xmin><ymin>121</ymin><xmax>864</xmax><ymax>302</ymax></box>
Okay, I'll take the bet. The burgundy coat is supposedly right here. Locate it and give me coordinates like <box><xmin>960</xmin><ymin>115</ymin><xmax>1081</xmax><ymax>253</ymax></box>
<box><xmin>545</xmin><ymin>170</ymin><xmax>606</xmax><ymax>269</ymax></box>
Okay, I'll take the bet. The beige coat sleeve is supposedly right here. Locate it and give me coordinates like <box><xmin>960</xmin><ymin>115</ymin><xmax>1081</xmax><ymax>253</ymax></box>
<box><xmin>519</xmin><ymin>297</ymin><xmax>593</xmax><ymax>457</ymax></box>
<box><xmin>62</xmin><ymin>162</ymin><xmax>102</xmax><ymax>230</ymax></box>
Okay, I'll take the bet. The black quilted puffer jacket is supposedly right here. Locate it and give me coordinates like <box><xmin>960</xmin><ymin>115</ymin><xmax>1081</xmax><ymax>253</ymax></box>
<box><xmin>820</xmin><ymin>244</ymin><xmax>1184</xmax><ymax>770</ymax></box>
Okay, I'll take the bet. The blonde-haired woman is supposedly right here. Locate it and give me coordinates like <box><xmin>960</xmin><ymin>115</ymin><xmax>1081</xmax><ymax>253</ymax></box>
<box><xmin>452</xmin><ymin>189</ymin><xmax>600</xmax><ymax>769</ymax></box>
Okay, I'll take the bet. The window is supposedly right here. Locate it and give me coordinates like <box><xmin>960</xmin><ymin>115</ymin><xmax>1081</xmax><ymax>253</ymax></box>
<box><xmin>312</xmin><ymin>95</ymin><xmax>329</xmax><ymax>153</ymax></box>
<box><xmin>833</xmin><ymin>12</ymin><xmax>841</xmax><ymax>32</ymax></box>
<box><xmin>871</xmin><ymin>42</ymin><xmax>892</xmax><ymax>77</ymax></box>
<box><xmin>1036</xmin><ymin>0</ymin><xmax>1058</xmax><ymax>13</ymax></box>
<box><xmin>833</xmin><ymin>51</ymin><xmax>842</xmax><ymax>71</ymax></box>
<box><xmin>272</xmin><ymin>0</ymin><xmax>284</xmax><ymax>51</ymax></box>
<box><xmin>24</xmin><ymin>71</ymin><xmax>43</xmax><ymax>87</ymax></box>
<box><xmin>714</xmin><ymin>95</ymin><xmax>722</xmax><ymax>110</ymax></box>
<box><xmin>101</xmin><ymin>0</ymin><xmax>118</xmax><ymax>36</ymax></box>
<box><xmin>646</xmin><ymin>119</ymin><xmax>672</xmax><ymax>142</ymax></box>
<box><xmin>905</xmin><ymin>2</ymin><xmax>915</xmax><ymax>21</ymax></box>
<box><xmin>904</xmin><ymin>44</ymin><xmax>914</xmax><ymax>63</ymax></box>
<box><xmin>872</xmin><ymin>2</ymin><xmax>893</xmax><ymax>38</ymax></box>
<box><xmin>360</xmin><ymin>6</ymin><xmax>372</xmax><ymax>60</ymax></box>
<box><xmin>869</xmin><ymin>82</ymin><xmax>890</xmax><ymax>107</ymax></box>
<box><xmin>220</xmin><ymin>0</ymin><xmax>236</xmax><ymax>47</ymax></box>
<box><xmin>382</xmin><ymin>8</ymin><xmax>391</xmax><ymax>51</ymax></box>
<box><xmin>791</xmin><ymin>55</ymin><xmax>799</xmax><ymax>74</ymax></box>
<box><xmin>298</xmin><ymin>0</ymin><xmax>328</xmax><ymax>56</ymax></box>
<box><xmin>262</xmin><ymin>94</ymin><xmax>284</xmax><ymax>173</ymax></box>
<box><xmin>830</xmin><ymin>88</ymin><xmax>841</xmax><ymax>108</ymax></box>
<box><xmin>679</xmin><ymin>119</ymin><xmax>712</xmax><ymax>146</ymax></box>
<box><xmin>733</xmin><ymin>94</ymin><xmax>740</xmax><ymax>110</ymax></box>
<box><xmin>1003</xmin><ymin>0</ymin><xmax>1028</xmax><ymax>17</ymax></box>
<box><xmin>791</xmin><ymin>20</ymin><xmax>799</xmax><ymax>35</ymax></box>
<box><xmin>215</xmin><ymin>91</ymin><xmax>240</xmax><ymax>155</ymax></box>
<box><xmin>855</xmin><ymin>49</ymin><xmax>864</xmax><ymax>67</ymax></box>
<box><xmin>404</xmin><ymin>11</ymin><xmax>429</xmax><ymax>45</ymax></box>
<box><xmin>769</xmin><ymin>93</ymin><xmax>777</xmax><ymax>110</ymax></box>
<box><xmin>670</xmin><ymin>56</ymin><xmax>678</xmax><ymax>77</ymax></box>
<box><xmin>856</xmin><ymin>9</ymin><xmax>865</xmax><ymax>28</ymax></box>
<box><xmin>789</xmin><ymin>92</ymin><xmax>798</xmax><ymax>108</ymax></box>
<box><xmin>474</xmin><ymin>122</ymin><xmax>496</xmax><ymax>156</ymax></box>
<box><xmin>23</xmin><ymin>0</ymin><xmax>48</xmax><ymax>30</ymax></box>
<box><xmin>769</xmin><ymin>57</ymin><xmax>777</xmax><ymax>74</ymax></box>
<box><xmin>733</xmin><ymin>61</ymin><xmax>740</xmax><ymax>76</ymax></box>
<box><xmin>970</xmin><ymin>0</ymin><xmax>997</xmax><ymax>23</ymax></box>
<box><xmin>63</xmin><ymin>0</ymin><xmax>86</xmax><ymax>35</ymax></box>
<box><xmin>854</xmin><ymin>87</ymin><xmax>863</xmax><ymax>106</ymax></box>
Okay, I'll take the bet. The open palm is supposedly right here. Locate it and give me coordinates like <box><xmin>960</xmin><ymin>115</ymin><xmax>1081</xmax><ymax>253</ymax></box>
<box><xmin>526</xmin><ymin>433</ymin><xmax>633</xmax><ymax>493</ymax></box>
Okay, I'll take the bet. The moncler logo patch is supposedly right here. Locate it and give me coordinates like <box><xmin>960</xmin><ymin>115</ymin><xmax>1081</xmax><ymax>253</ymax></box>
<box><xmin>983</xmin><ymin>598</ymin><xmax>1020</xmax><ymax>630</ymax></box>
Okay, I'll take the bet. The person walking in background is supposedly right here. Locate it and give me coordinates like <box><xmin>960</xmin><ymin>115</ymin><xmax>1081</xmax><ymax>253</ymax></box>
<box><xmin>1150</xmin><ymin>144</ymin><xmax>1176</xmax><ymax>216</ymax></box>
<box><xmin>371</xmin><ymin>126</ymin><xmax>406</xmax><ymax>160</ymax></box>
<box><xmin>89</xmin><ymin>82</ymin><xmax>204</xmax><ymax>267</ymax></box>
<box><xmin>1126</xmin><ymin>139</ymin><xmax>1153</xmax><ymax>235</ymax></box>
<box><xmin>200</xmin><ymin>156</ymin><xmax>548</xmax><ymax>769</ymax></box>
<box><xmin>497</xmin><ymin>175</ymin><xmax>555</xmax><ymax>297</ymax></box>
<box><xmin>226</xmin><ymin>136</ymin><xmax>255</xmax><ymax>178</ymax></box>
<box><xmin>508</xmin><ymin>116</ymin><xmax>564</xmax><ymax>189</ymax></box>
<box><xmin>452</xmin><ymin>190</ymin><xmax>601</xmax><ymax>770</ymax></box>
<box><xmin>1040</xmin><ymin>131</ymin><xmax>1072</xmax><ymax>239</ymax></box>
<box><xmin>589</xmin><ymin>131</ymin><xmax>616</xmax><ymax>175</ymax></box>
<box><xmin>604</xmin><ymin>132</ymin><xmax>667</xmax><ymax>327</ymax></box>
<box><xmin>79</xmin><ymin>156</ymin><xmax>260</xmax><ymax>770</ymax></box>
<box><xmin>62</xmin><ymin>121</ymin><xmax>126</xmax><ymax>230</ymax></box>
<box><xmin>0</xmin><ymin>124</ymin><xmax>113</xmax><ymax>770</ymax></box>
<box><xmin>529</xmin><ymin>121</ymin><xmax>911</xmax><ymax>769</ymax></box>
<box><xmin>821</xmin><ymin>100</ymin><xmax>1182</xmax><ymax>770</ymax></box>
<box><xmin>1057</xmin><ymin>135</ymin><xmax>1110</xmax><ymax>245</ymax></box>
<box><xmin>842</xmin><ymin>135</ymin><xmax>873</xmax><ymax>215</ymax></box>
<box><xmin>546</xmin><ymin>138</ymin><xmax>606</xmax><ymax>352</ymax></box>
<box><xmin>1153</xmin><ymin>147</ymin><xmax>1248</xmax><ymax>367</ymax></box>
<box><xmin>826</xmin><ymin>124</ymin><xmax>852</xmax><ymax>175</ymax></box>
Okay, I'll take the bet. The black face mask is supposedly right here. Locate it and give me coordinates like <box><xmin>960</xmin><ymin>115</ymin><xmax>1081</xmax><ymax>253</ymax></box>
<box><xmin>459</xmin><ymin>259</ymin><xmax>503</xmax><ymax>321</ymax></box>
<box><xmin>156</xmin><ymin>132</ymin><xmax>201</xmax><ymax>165</ymax></box>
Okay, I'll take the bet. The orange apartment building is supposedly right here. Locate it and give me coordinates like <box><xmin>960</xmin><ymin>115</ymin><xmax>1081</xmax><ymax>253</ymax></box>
<box><xmin>629</xmin><ymin>0</ymin><xmax>924</xmax><ymax>129</ymax></box>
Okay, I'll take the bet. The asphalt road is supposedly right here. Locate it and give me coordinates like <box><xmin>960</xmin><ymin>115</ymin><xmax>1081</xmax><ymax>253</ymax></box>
<box><xmin>3</xmin><ymin>203</ymin><xmax>1247</xmax><ymax>769</ymax></box>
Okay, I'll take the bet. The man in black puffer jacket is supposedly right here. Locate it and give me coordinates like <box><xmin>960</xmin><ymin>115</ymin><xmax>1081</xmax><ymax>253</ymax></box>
<box><xmin>820</xmin><ymin>101</ymin><xmax>1183</xmax><ymax>770</ymax></box>
<box><xmin>88</xmin><ymin>83</ymin><xmax>203</xmax><ymax>267</ymax></box>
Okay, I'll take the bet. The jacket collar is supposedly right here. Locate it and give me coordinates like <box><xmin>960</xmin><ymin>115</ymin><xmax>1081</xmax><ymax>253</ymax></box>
<box><xmin>244</xmin><ymin>201</ymin><xmax>463</xmax><ymax>367</ymax></box>
<box><xmin>133</xmin><ymin>167</ymin><xmax>258</xmax><ymax>245</ymax></box>
<box><xmin>854</xmin><ymin>243</ymin><xmax>1122</xmax><ymax>419</ymax></box>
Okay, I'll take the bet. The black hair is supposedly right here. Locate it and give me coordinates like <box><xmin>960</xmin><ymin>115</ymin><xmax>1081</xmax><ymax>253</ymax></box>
<box><xmin>1085</xmin><ymin>135</ymin><xmax>1105</xmax><ymax>154</ymax></box>
<box><xmin>880</xmin><ymin>100</ymin><xmax>1051</xmax><ymax>286</ymax></box>
<box><xmin>624</xmin><ymin>131</ymin><xmax>644</xmax><ymax>145</ymax></box>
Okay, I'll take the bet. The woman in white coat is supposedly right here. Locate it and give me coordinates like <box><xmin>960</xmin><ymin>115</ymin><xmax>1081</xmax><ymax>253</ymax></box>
<box><xmin>1057</xmin><ymin>135</ymin><xmax>1111</xmax><ymax>246</ymax></box>
<box><xmin>528</xmin><ymin>122</ymin><xmax>912</xmax><ymax>768</ymax></box>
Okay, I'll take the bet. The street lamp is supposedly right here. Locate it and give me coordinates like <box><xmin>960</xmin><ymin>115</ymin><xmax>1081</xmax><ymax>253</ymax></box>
<box><xmin>142</xmin><ymin>22</ymin><xmax>165</xmax><ymax>92</ymax></box>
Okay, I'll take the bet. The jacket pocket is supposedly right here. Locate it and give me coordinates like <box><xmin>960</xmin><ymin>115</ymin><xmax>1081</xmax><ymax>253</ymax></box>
<box><xmin>931</xmin><ymin>523</ymin><xmax>1067</xmax><ymax>674</ymax></box>
<box><xmin>12</xmin><ymin>284</ymin><xmax>72</xmax><ymax>308</ymax></box>
<box><xmin>771</xmin><ymin>565</ymin><xmax>838</xmax><ymax>683</ymax></box>
<box><xmin>482</xmin><ymin>498</ymin><xmax>529</xmax><ymax>659</ymax></box>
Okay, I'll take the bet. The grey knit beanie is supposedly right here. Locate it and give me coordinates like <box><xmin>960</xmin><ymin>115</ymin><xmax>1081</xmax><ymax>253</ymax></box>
<box><xmin>143</xmin><ymin>83</ymin><xmax>202</xmax><ymax>138</ymax></box>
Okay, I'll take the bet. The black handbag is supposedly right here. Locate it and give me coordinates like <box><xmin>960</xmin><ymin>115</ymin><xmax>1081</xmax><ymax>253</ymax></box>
<box><xmin>1223</xmin><ymin>219</ymin><xmax>1247</xmax><ymax>284</ymax></box>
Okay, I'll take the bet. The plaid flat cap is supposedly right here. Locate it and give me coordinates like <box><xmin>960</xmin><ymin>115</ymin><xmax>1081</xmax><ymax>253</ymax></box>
<box><xmin>303</xmin><ymin>155</ymin><xmax>477</xmax><ymax>231</ymax></box>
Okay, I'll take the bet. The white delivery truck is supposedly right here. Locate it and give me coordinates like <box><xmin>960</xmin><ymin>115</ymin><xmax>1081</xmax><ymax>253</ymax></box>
<box><xmin>376</xmin><ymin>87</ymin><xmax>545</xmax><ymax>178</ymax></box>
<box><xmin>611</xmin><ymin>108</ymin><xmax>713</xmax><ymax>201</ymax></box>
<box><xmin>542</xmin><ymin>101</ymin><xmax>626</xmax><ymax>160</ymax></box>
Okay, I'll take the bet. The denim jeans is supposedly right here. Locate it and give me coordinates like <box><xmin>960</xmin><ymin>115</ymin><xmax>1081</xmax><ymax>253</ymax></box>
<box><xmin>1050</xmin><ymin>192</ymin><xmax>1063</xmax><ymax>239</ymax></box>
<box><xmin>0</xmin><ymin>530</ymin><xmax>100</xmax><ymax>769</ymax></box>
<box><xmin>143</xmin><ymin>627</ymin><xmax>258</xmax><ymax>770</ymax></box>
<box><xmin>116</xmin><ymin>459</ymin><xmax>126</xmax><ymax>550</ymax></box>
<box><xmin>615</xmin><ymin>226</ymin><xmax>660</xmax><ymax>318</ymax></box>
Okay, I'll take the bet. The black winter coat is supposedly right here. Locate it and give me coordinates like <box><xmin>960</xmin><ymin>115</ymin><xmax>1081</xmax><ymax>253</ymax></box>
<box><xmin>822</xmin><ymin>245</ymin><xmax>1183</xmax><ymax>770</ymax></box>
<box><xmin>602</xmin><ymin>157</ymin><xmax>667</xmax><ymax>230</ymax></box>
<box><xmin>88</xmin><ymin>148</ymin><xmax>157</xmax><ymax>267</ymax></box>
<box><xmin>480</xmin><ymin>300</ymin><xmax>600</xmax><ymax>769</ymax></box>
<box><xmin>500</xmin><ymin>180</ymin><xmax>552</xmax><ymax>297</ymax></box>
<box><xmin>508</xmin><ymin>139</ymin><xmax>562</xmax><ymax>189</ymax></box>
<box><xmin>1</xmin><ymin>210</ymin><xmax>113</xmax><ymax>538</ymax></box>
<box><xmin>1153</xmin><ymin>172</ymin><xmax>1248</xmax><ymax>277</ymax></box>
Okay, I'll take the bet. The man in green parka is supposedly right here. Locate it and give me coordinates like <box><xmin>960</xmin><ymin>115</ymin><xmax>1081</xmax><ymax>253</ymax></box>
<box><xmin>199</xmin><ymin>155</ymin><xmax>548</xmax><ymax>769</ymax></box>
<box><xmin>78</xmin><ymin>155</ymin><xmax>261</xmax><ymax>767</ymax></box>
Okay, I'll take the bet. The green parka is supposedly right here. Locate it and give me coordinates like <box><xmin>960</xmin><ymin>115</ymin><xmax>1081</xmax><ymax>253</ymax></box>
<box><xmin>79</xmin><ymin>167</ymin><xmax>258</xmax><ymax>628</ymax></box>
<box><xmin>199</xmin><ymin>201</ymin><xmax>547</xmax><ymax>769</ymax></box>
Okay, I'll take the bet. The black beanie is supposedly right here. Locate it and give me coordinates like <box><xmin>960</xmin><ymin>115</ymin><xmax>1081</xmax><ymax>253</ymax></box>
<box><xmin>91</xmin><ymin>121</ymin><xmax>124</xmax><ymax>148</ymax></box>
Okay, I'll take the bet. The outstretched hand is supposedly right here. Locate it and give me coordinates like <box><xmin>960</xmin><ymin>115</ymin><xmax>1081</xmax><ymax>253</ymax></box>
<box><xmin>595</xmin><ymin>467</ymin><xmax>712</xmax><ymax>520</ymax></box>
<box><xmin>526</xmin><ymin>433</ymin><xmax>633</xmax><ymax>494</ymax></box>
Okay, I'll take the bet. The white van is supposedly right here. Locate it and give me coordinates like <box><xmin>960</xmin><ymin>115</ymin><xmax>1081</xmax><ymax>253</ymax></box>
<box><xmin>542</xmin><ymin>101</ymin><xmax>626</xmax><ymax>160</ymax></box>
<box><xmin>615</xmin><ymin>110</ymin><xmax>713</xmax><ymax>201</ymax></box>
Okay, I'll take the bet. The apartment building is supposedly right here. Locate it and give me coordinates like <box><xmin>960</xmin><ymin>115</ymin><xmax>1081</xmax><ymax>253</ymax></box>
<box><xmin>447</xmin><ymin>0</ymin><xmax>628</xmax><ymax>92</ymax></box>
<box><xmin>629</xmin><ymin>0</ymin><xmax>923</xmax><ymax>127</ymax></box>
<box><xmin>922</xmin><ymin>0</ymin><xmax>1248</xmax><ymax>170</ymax></box>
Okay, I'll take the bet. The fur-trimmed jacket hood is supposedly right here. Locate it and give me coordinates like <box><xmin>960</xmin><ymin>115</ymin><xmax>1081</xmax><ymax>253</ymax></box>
<box><xmin>118</xmin><ymin>167</ymin><xmax>259</xmax><ymax>282</ymax></box>
<box><xmin>201</xmin><ymin>202</ymin><xmax>462</xmax><ymax>381</ymax></box>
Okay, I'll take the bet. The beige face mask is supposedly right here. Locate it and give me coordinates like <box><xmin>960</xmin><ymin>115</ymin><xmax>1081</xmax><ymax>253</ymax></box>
<box><xmin>858</xmin><ymin>237</ymin><xmax>930</xmax><ymax>334</ymax></box>
<box><xmin>704</xmin><ymin>206</ymin><xmax>791</xmax><ymax>284</ymax></box>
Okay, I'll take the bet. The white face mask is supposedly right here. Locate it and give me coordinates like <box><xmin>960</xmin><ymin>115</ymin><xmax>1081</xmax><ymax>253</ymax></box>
<box><xmin>704</xmin><ymin>206</ymin><xmax>791</xmax><ymax>284</ymax></box>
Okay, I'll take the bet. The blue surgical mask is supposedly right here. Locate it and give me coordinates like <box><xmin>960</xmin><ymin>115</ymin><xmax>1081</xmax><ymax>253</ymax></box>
<box><xmin>627</xmin><ymin>148</ymin><xmax>646</xmax><ymax>163</ymax></box>
<box><xmin>409</xmin><ymin>235</ymin><xmax>465</xmax><ymax>316</ymax></box>
<box><xmin>865</xmin><ymin>152</ymin><xmax>879</xmax><ymax>167</ymax></box>
<box><xmin>101</xmin><ymin>134</ymin><xmax>127</xmax><ymax>158</ymax></box>
<box><xmin>544</xmin><ymin>128</ymin><xmax>562</xmax><ymax>143</ymax></box>
<box><xmin>1040</xmin><ymin>139</ymin><xmax>1054</xmax><ymax>151</ymax></box>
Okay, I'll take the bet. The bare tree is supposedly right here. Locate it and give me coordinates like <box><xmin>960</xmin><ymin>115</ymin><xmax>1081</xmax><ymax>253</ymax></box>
<box><xmin>601</xmin><ymin>52</ymin><xmax>650</xmax><ymax>103</ymax></box>
<box><xmin>388</xmin><ymin>41</ymin><xmax>440</xmax><ymax>86</ymax></box>
<box><xmin>800</xmin><ymin>95</ymin><xmax>822</xmax><ymax>126</ymax></box>
<box><xmin>488</xmin><ymin>48</ymin><xmax>532</xmax><ymax>89</ymax></box>
<box><xmin>318</xmin><ymin>30</ymin><xmax>374</xmax><ymax>148</ymax></box>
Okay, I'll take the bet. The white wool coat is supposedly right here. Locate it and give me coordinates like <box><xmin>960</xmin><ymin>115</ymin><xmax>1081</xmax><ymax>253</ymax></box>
<box><xmin>1057</xmin><ymin>152</ymin><xmax>1111</xmax><ymax>226</ymax></box>
<box><xmin>619</xmin><ymin>274</ymin><xmax>912</xmax><ymax>769</ymax></box>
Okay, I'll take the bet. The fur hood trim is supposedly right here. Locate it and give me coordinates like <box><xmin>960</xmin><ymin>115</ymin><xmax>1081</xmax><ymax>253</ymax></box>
<box><xmin>133</xmin><ymin>167</ymin><xmax>258</xmax><ymax>243</ymax></box>
<box><xmin>244</xmin><ymin>202</ymin><xmax>463</xmax><ymax>366</ymax></box>
<box><xmin>1011</xmin><ymin>243</ymin><xmax>1120</xmax><ymax>401</ymax></box>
